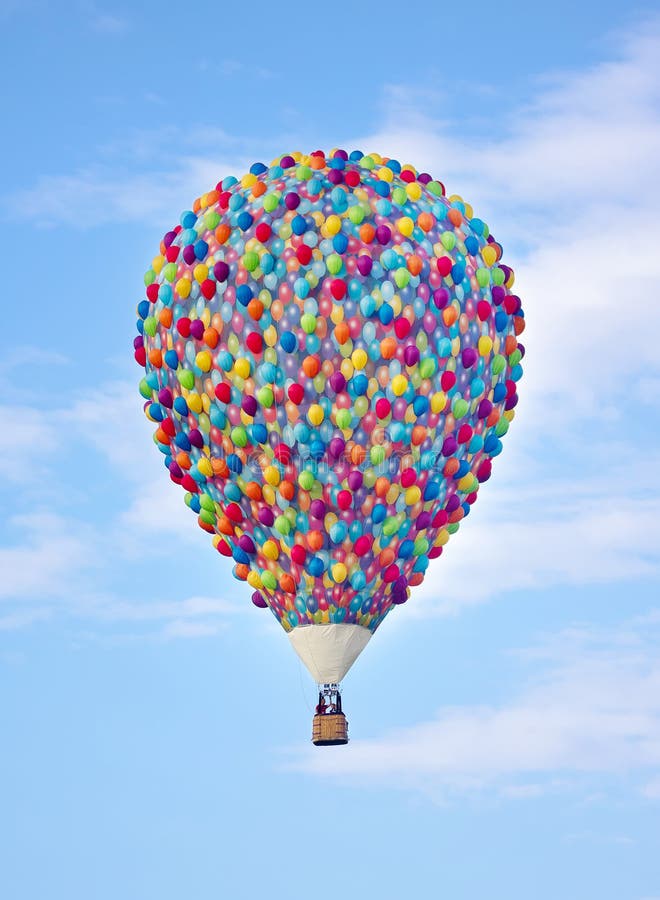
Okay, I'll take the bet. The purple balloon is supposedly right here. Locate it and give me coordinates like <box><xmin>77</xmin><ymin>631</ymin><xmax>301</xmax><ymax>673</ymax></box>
<box><xmin>357</xmin><ymin>255</ymin><xmax>373</xmax><ymax>276</ymax></box>
<box><xmin>404</xmin><ymin>345</ymin><xmax>420</xmax><ymax>367</ymax></box>
<box><xmin>259</xmin><ymin>507</ymin><xmax>275</xmax><ymax>527</ymax></box>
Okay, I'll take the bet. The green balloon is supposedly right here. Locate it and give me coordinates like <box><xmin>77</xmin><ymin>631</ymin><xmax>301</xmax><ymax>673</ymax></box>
<box><xmin>348</xmin><ymin>204</ymin><xmax>365</xmax><ymax>225</ymax></box>
<box><xmin>392</xmin><ymin>186</ymin><xmax>407</xmax><ymax>206</ymax></box>
<box><xmin>336</xmin><ymin>409</ymin><xmax>352</xmax><ymax>430</ymax></box>
<box><xmin>257</xmin><ymin>386</ymin><xmax>274</xmax><ymax>407</ymax></box>
<box><xmin>370</xmin><ymin>445</ymin><xmax>386</xmax><ymax>465</ymax></box>
<box><xmin>301</xmin><ymin>313</ymin><xmax>317</xmax><ymax>334</ymax></box>
<box><xmin>441</xmin><ymin>231</ymin><xmax>456</xmax><ymax>251</ymax></box>
<box><xmin>476</xmin><ymin>268</ymin><xmax>490</xmax><ymax>288</ymax></box>
<box><xmin>383</xmin><ymin>517</ymin><xmax>399</xmax><ymax>536</ymax></box>
<box><xmin>263</xmin><ymin>192</ymin><xmax>280</xmax><ymax>213</ymax></box>
<box><xmin>178</xmin><ymin>369</ymin><xmax>195</xmax><ymax>390</ymax></box>
<box><xmin>419</xmin><ymin>357</ymin><xmax>436</xmax><ymax>378</ymax></box>
<box><xmin>200</xmin><ymin>494</ymin><xmax>215</xmax><ymax>512</ymax></box>
<box><xmin>262</xmin><ymin>571</ymin><xmax>277</xmax><ymax>591</ymax></box>
<box><xmin>394</xmin><ymin>268</ymin><xmax>410</xmax><ymax>289</ymax></box>
<box><xmin>143</xmin><ymin>316</ymin><xmax>157</xmax><ymax>337</ymax></box>
<box><xmin>243</xmin><ymin>251</ymin><xmax>259</xmax><ymax>272</ymax></box>
<box><xmin>413</xmin><ymin>537</ymin><xmax>429</xmax><ymax>555</ymax></box>
<box><xmin>231</xmin><ymin>426</ymin><xmax>248</xmax><ymax>447</ymax></box>
<box><xmin>453</xmin><ymin>398</ymin><xmax>469</xmax><ymax>419</ymax></box>
<box><xmin>274</xmin><ymin>515</ymin><xmax>290</xmax><ymax>535</ymax></box>
<box><xmin>492</xmin><ymin>354</ymin><xmax>506</xmax><ymax>375</ymax></box>
<box><xmin>298</xmin><ymin>471</ymin><xmax>315</xmax><ymax>491</ymax></box>
<box><xmin>163</xmin><ymin>262</ymin><xmax>177</xmax><ymax>282</ymax></box>
<box><xmin>496</xmin><ymin>417</ymin><xmax>510</xmax><ymax>437</ymax></box>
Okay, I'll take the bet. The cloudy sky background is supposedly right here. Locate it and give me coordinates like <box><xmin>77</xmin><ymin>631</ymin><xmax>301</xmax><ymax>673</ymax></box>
<box><xmin>1</xmin><ymin>2</ymin><xmax>659</xmax><ymax>898</ymax></box>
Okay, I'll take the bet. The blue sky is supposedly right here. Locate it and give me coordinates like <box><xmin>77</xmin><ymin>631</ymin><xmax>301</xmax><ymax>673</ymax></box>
<box><xmin>1</xmin><ymin>2</ymin><xmax>660</xmax><ymax>898</ymax></box>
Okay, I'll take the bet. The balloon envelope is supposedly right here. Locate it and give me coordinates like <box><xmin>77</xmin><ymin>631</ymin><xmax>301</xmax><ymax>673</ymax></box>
<box><xmin>136</xmin><ymin>149</ymin><xmax>524</xmax><ymax>680</ymax></box>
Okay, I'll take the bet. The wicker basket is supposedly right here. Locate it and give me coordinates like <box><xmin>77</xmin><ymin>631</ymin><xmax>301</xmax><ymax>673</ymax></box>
<box><xmin>312</xmin><ymin>713</ymin><xmax>349</xmax><ymax>746</ymax></box>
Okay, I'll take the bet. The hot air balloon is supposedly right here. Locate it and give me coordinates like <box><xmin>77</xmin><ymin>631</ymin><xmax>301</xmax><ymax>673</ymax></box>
<box><xmin>135</xmin><ymin>149</ymin><xmax>525</xmax><ymax>745</ymax></box>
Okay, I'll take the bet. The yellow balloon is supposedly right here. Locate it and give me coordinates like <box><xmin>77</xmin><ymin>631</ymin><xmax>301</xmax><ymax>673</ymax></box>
<box><xmin>391</xmin><ymin>374</ymin><xmax>408</xmax><ymax>396</ymax></box>
<box><xmin>263</xmin><ymin>540</ymin><xmax>279</xmax><ymax>561</ymax></box>
<box><xmin>332</xmin><ymin>562</ymin><xmax>347</xmax><ymax>583</ymax></box>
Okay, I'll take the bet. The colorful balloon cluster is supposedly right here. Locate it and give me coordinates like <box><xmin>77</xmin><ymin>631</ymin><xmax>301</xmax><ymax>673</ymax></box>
<box><xmin>135</xmin><ymin>150</ymin><xmax>525</xmax><ymax>633</ymax></box>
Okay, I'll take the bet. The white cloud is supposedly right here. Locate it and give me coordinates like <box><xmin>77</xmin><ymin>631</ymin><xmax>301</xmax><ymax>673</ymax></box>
<box><xmin>0</xmin><ymin>405</ymin><xmax>60</xmax><ymax>484</ymax></box>
<box><xmin>641</xmin><ymin>777</ymin><xmax>660</xmax><ymax>799</ymax></box>
<box><xmin>10</xmin><ymin>137</ymin><xmax>256</xmax><ymax>228</ymax></box>
<box><xmin>563</xmin><ymin>831</ymin><xmax>634</xmax><ymax>846</ymax></box>
<box><xmin>0</xmin><ymin>608</ymin><xmax>51</xmax><ymax>630</ymax></box>
<box><xmin>62</xmin><ymin>379</ymin><xmax>154</xmax><ymax>475</ymax></box>
<box><xmin>0</xmin><ymin>512</ymin><xmax>92</xmax><ymax>601</ymax></box>
<box><xmin>159</xmin><ymin>619</ymin><xmax>225</xmax><ymax>639</ymax></box>
<box><xmin>118</xmin><ymin>475</ymin><xmax>203</xmax><ymax>553</ymax></box>
<box><xmin>411</xmin><ymin>476</ymin><xmax>660</xmax><ymax>617</ymax></box>
<box><xmin>289</xmin><ymin>615</ymin><xmax>660</xmax><ymax>800</ymax></box>
<box><xmin>91</xmin><ymin>14</ymin><xmax>126</xmax><ymax>32</ymax></box>
<box><xmin>80</xmin><ymin>593</ymin><xmax>239</xmax><ymax>640</ymax></box>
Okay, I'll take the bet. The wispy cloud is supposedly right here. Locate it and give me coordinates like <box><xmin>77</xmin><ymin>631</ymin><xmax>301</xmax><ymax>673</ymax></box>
<box><xmin>91</xmin><ymin>13</ymin><xmax>127</xmax><ymax>33</ymax></box>
<box><xmin>411</xmin><ymin>468</ymin><xmax>660</xmax><ymax>616</ymax></box>
<box><xmin>289</xmin><ymin>614</ymin><xmax>660</xmax><ymax>801</ymax></box>
<box><xmin>87</xmin><ymin>4</ymin><xmax>129</xmax><ymax>34</ymax></box>
<box><xmin>0</xmin><ymin>608</ymin><xmax>51</xmax><ymax>631</ymax></box>
<box><xmin>0</xmin><ymin>512</ymin><xmax>93</xmax><ymax>601</ymax></box>
<box><xmin>641</xmin><ymin>777</ymin><xmax>660</xmax><ymax>799</ymax></box>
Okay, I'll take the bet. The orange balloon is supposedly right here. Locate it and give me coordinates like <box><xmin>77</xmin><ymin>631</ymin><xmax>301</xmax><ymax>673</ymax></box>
<box><xmin>215</xmin><ymin>223</ymin><xmax>231</xmax><ymax>244</ymax></box>
<box><xmin>350</xmin><ymin>444</ymin><xmax>367</xmax><ymax>466</ymax></box>
<box><xmin>175</xmin><ymin>451</ymin><xmax>191</xmax><ymax>470</ymax></box>
<box><xmin>375</xmin><ymin>477</ymin><xmax>390</xmax><ymax>498</ymax></box>
<box><xmin>302</xmin><ymin>355</ymin><xmax>320</xmax><ymax>378</ymax></box>
<box><xmin>247</xmin><ymin>299</ymin><xmax>264</xmax><ymax>320</ymax></box>
<box><xmin>379</xmin><ymin>548</ymin><xmax>395</xmax><ymax>567</ymax></box>
<box><xmin>244</xmin><ymin>482</ymin><xmax>263</xmax><ymax>501</ymax></box>
<box><xmin>211</xmin><ymin>457</ymin><xmax>229</xmax><ymax>478</ymax></box>
<box><xmin>307</xmin><ymin>530</ymin><xmax>324</xmax><ymax>551</ymax></box>
<box><xmin>234</xmin><ymin>564</ymin><xmax>249</xmax><ymax>581</ymax></box>
<box><xmin>279</xmin><ymin>480</ymin><xmax>295</xmax><ymax>501</ymax></box>
<box><xmin>271</xmin><ymin>300</ymin><xmax>284</xmax><ymax>321</ymax></box>
<box><xmin>203</xmin><ymin>327</ymin><xmax>219</xmax><ymax>348</ymax></box>
<box><xmin>334</xmin><ymin>322</ymin><xmax>350</xmax><ymax>344</ymax></box>
<box><xmin>447</xmin><ymin>208</ymin><xmax>463</xmax><ymax>226</ymax></box>
<box><xmin>280</xmin><ymin>574</ymin><xmax>296</xmax><ymax>595</ymax></box>
<box><xmin>411</xmin><ymin>425</ymin><xmax>426</xmax><ymax>445</ymax></box>
<box><xmin>380</xmin><ymin>337</ymin><xmax>397</xmax><ymax>359</ymax></box>
<box><xmin>359</xmin><ymin>223</ymin><xmax>375</xmax><ymax>243</ymax></box>
<box><xmin>417</xmin><ymin>212</ymin><xmax>434</xmax><ymax>232</ymax></box>
<box><xmin>217</xmin><ymin>516</ymin><xmax>235</xmax><ymax>536</ymax></box>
